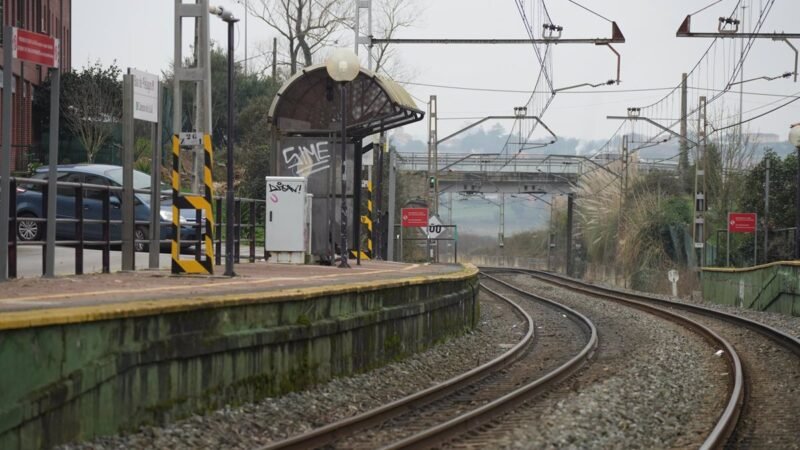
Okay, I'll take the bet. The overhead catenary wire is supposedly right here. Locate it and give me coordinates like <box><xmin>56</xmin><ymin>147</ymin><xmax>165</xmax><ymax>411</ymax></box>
<box><xmin>566</xmin><ymin>0</ymin><xmax>612</xmax><ymax>23</ymax></box>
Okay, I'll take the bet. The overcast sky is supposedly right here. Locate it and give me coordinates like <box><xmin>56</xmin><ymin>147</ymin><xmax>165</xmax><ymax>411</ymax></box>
<box><xmin>74</xmin><ymin>0</ymin><xmax>800</xmax><ymax>147</ymax></box>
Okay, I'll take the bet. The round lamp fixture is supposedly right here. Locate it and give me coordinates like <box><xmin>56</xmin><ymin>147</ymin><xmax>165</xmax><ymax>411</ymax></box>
<box><xmin>789</xmin><ymin>123</ymin><xmax>800</xmax><ymax>148</ymax></box>
<box><xmin>326</xmin><ymin>48</ymin><xmax>360</xmax><ymax>82</ymax></box>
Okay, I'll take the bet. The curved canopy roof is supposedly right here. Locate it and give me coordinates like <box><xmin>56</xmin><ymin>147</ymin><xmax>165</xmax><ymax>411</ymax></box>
<box><xmin>268</xmin><ymin>64</ymin><xmax>424</xmax><ymax>138</ymax></box>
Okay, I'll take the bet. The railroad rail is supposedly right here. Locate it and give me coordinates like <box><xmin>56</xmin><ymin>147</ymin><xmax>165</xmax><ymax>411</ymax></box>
<box><xmin>258</xmin><ymin>278</ymin><xmax>597</xmax><ymax>449</ymax></box>
<box><xmin>259</xmin><ymin>267</ymin><xmax>755</xmax><ymax>449</ymax></box>
<box><xmin>513</xmin><ymin>267</ymin><xmax>800</xmax><ymax>448</ymax></box>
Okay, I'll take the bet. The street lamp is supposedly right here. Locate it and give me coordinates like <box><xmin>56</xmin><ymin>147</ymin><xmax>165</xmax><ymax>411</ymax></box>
<box><xmin>326</xmin><ymin>48</ymin><xmax>360</xmax><ymax>268</ymax></box>
<box><xmin>789</xmin><ymin>123</ymin><xmax>800</xmax><ymax>258</ymax></box>
<box><xmin>210</xmin><ymin>5</ymin><xmax>239</xmax><ymax>277</ymax></box>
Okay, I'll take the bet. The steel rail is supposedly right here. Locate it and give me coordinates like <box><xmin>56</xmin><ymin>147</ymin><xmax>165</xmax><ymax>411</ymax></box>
<box><xmin>256</xmin><ymin>282</ymin><xmax>535</xmax><ymax>450</ymax></box>
<box><xmin>491</xmin><ymin>268</ymin><xmax>751</xmax><ymax>450</ymax></box>
<box><xmin>525</xmin><ymin>268</ymin><xmax>800</xmax><ymax>358</ymax></box>
<box><xmin>381</xmin><ymin>273</ymin><xmax>598</xmax><ymax>450</ymax></box>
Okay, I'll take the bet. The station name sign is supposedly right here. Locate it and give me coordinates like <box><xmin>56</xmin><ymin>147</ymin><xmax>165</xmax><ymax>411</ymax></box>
<box><xmin>12</xmin><ymin>28</ymin><xmax>59</xmax><ymax>68</ymax></box>
<box><xmin>129</xmin><ymin>68</ymin><xmax>159</xmax><ymax>123</ymax></box>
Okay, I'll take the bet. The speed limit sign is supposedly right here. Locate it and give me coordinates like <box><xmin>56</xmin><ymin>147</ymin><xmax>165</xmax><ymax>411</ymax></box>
<box><xmin>424</xmin><ymin>215</ymin><xmax>444</xmax><ymax>238</ymax></box>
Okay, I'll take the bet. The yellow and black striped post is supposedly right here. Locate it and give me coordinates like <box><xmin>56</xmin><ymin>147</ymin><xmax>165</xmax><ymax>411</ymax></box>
<box><xmin>356</xmin><ymin>179</ymin><xmax>373</xmax><ymax>260</ymax></box>
<box><xmin>171</xmin><ymin>134</ymin><xmax>215</xmax><ymax>274</ymax></box>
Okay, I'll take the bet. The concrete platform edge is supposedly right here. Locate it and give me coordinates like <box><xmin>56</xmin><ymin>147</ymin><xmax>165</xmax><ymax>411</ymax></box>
<box><xmin>0</xmin><ymin>264</ymin><xmax>479</xmax><ymax>331</ymax></box>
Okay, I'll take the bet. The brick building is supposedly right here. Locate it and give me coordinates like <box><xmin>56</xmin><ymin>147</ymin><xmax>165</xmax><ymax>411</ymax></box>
<box><xmin>1</xmin><ymin>0</ymin><xmax>71</xmax><ymax>171</ymax></box>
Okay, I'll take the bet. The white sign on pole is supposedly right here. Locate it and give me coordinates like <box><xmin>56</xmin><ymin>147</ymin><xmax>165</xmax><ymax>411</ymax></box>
<box><xmin>668</xmin><ymin>269</ymin><xmax>679</xmax><ymax>297</ymax></box>
<box><xmin>424</xmin><ymin>215</ymin><xmax>444</xmax><ymax>239</ymax></box>
<box><xmin>179</xmin><ymin>132</ymin><xmax>203</xmax><ymax>147</ymax></box>
<box><xmin>130</xmin><ymin>68</ymin><xmax>159</xmax><ymax>123</ymax></box>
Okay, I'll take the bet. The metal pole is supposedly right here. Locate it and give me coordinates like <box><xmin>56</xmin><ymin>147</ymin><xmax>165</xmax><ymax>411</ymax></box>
<box><xmin>243</xmin><ymin>0</ymin><xmax>248</xmax><ymax>75</ymax></box>
<box><xmin>680</xmin><ymin>73</ymin><xmax>688</xmax><ymax>183</ymax></box>
<box><xmin>338</xmin><ymin>82</ymin><xmax>350</xmax><ymax>268</ymax></box>
<box><xmin>399</xmin><ymin>226</ymin><xmax>403</xmax><ymax>262</ymax></box>
<box><xmin>122</xmin><ymin>74</ymin><xmax>135</xmax><ymax>271</ymax></box>
<box><xmin>149</xmin><ymin>82</ymin><xmax>163</xmax><ymax>269</ymax></box>
<box><xmin>754</xmin><ymin>221</ymin><xmax>758</xmax><ymax>266</ymax></box>
<box><xmin>354</xmin><ymin>140</ymin><xmax>362</xmax><ymax>265</ymax></box>
<box><xmin>225</xmin><ymin>18</ymin><xmax>237</xmax><ymax>277</ymax></box>
<box><xmin>426</xmin><ymin>235</ymin><xmax>431</xmax><ymax>263</ymax></box>
<box><xmin>272</xmin><ymin>37</ymin><xmax>277</xmax><ymax>79</ymax></box>
<box><xmin>796</xmin><ymin>145</ymin><xmax>800</xmax><ymax>259</ymax></box>
<box><xmin>566</xmin><ymin>193</ymin><xmax>574</xmax><ymax>277</ymax></box>
<box><xmin>44</xmin><ymin>68</ymin><xmax>60</xmax><ymax>277</ymax></box>
<box><xmin>727</xmin><ymin>214</ymin><xmax>731</xmax><ymax>267</ymax></box>
<box><xmin>0</xmin><ymin>26</ymin><xmax>12</xmax><ymax>281</ymax></box>
<box><xmin>374</xmin><ymin>133</ymin><xmax>384</xmax><ymax>259</ymax></box>
<box><xmin>454</xmin><ymin>225</ymin><xmax>458</xmax><ymax>263</ymax></box>
<box><xmin>764</xmin><ymin>158</ymin><xmax>770</xmax><ymax>262</ymax></box>
<box><xmin>387</xmin><ymin>149</ymin><xmax>396</xmax><ymax>261</ymax></box>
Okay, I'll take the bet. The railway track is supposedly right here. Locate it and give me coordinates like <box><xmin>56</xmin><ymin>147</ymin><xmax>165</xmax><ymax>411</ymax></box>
<box><xmin>258</xmin><ymin>278</ymin><xmax>597</xmax><ymax>449</ymax></box>
<box><xmin>508</xmin><ymin>268</ymin><xmax>800</xmax><ymax>449</ymax></box>
<box><xmin>260</xmin><ymin>269</ymin><xmax>750</xmax><ymax>449</ymax></box>
<box><xmin>445</xmin><ymin>271</ymin><xmax>742</xmax><ymax>449</ymax></box>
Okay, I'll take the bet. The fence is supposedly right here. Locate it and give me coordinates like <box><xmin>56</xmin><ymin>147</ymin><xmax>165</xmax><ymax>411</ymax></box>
<box><xmin>4</xmin><ymin>175</ymin><xmax>266</xmax><ymax>278</ymax></box>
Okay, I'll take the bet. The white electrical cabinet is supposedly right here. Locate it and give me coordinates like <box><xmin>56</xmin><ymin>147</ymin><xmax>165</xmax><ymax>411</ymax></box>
<box><xmin>266</xmin><ymin>176</ymin><xmax>307</xmax><ymax>263</ymax></box>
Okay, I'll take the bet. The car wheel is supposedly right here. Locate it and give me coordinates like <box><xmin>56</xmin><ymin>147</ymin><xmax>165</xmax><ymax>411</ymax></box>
<box><xmin>134</xmin><ymin>226</ymin><xmax>148</xmax><ymax>252</ymax></box>
<box><xmin>17</xmin><ymin>213</ymin><xmax>42</xmax><ymax>241</ymax></box>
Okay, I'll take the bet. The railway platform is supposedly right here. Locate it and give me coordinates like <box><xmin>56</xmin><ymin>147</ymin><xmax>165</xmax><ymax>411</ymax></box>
<box><xmin>0</xmin><ymin>261</ymin><xmax>479</xmax><ymax>449</ymax></box>
<box><xmin>0</xmin><ymin>260</ymin><xmax>463</xmax><ymax>316</ymax></box>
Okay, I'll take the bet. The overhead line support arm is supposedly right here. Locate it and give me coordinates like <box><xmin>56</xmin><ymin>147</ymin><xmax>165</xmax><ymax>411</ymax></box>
<box><xmin>370</xmin><ymin>21</ymin><xmax>625</xmax><ymax>45</ymax></box>
<box><xmin>607</xmin><ymin>115</ymin><xmax>699</xmax><ymax>147</ymax></box>
<box><xmin>436</xmin><ymin>116</ymin><xmax>557</xmax><ymax>146</ymax></box>
<box><xmin>677</xmin><ymin>15</ymin><xmax>799</xmax><ymax>81</ymax></box>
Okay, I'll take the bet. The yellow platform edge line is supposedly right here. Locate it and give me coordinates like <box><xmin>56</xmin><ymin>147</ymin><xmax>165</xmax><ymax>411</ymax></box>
<box><xmin>701</xmin><ymin>260</ymin><xmax>800</xmax><ymax>273</ymax></box>
<box><xmin>0</xmin><ymin>264</ymin><xmax>478</xmax><ymax>331</ymax></box>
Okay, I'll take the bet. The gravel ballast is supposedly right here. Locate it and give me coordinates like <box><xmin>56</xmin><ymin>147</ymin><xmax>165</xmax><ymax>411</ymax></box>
<box><xmin>56</xmin><ymin>272</ymin><xmax>800</xmax><ymax>449</ymax></box>
<box><xmin>59</xmin><ymin>292</ymin><xmax>525</xmax><ymax>450</ymax></box>
<box><xmin>471</xmin><ymin>274</ymin><xmax>729</xmax><ymax>449</ymax></box>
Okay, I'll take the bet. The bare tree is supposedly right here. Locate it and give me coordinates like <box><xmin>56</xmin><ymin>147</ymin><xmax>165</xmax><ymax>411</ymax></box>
<box><xmin>702</xmin><ymin>107</ymin><xmax>758</xmax><ymax>223</ymax></box>
<box><xmin>371</xmin><ymin>0</ymin><xmax>421</xmax><ymax>77</ymax></box>
<box><xmin>245</xmin><ymin>0</ymin><xmax>351</xmax><ymax>75</ymax></box>
<box><xmin>61</xmin><ymin>62</ymin><xmax>123</xmax><ymax>163</ymax></box>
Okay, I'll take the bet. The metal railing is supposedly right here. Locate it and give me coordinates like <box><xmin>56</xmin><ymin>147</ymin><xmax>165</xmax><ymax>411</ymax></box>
<box><xmin>3</xmin><ymin>175</ymin><xmax>266</xmax><ymax>278</ymax></box>
<box><xmin>397</xmin><ymin>152</ymin><xmax>583</xmax><ymax>175</ymax></box>
<box><xmin>213</xmin><ymin>196</ymin><xmax>267</xmax><ymax>265</ymax></box>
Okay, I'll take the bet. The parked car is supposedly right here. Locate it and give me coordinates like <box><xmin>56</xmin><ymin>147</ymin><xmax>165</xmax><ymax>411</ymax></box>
<box><xmin>14</xmin><ymin>164</ymin><xmax>201</xmax><ymax>251</ymax></box>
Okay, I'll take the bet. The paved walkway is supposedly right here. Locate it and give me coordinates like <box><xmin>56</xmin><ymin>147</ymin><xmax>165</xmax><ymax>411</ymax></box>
<box><xmin>0</xmin><ymin>261</ymin><xmax>466</xmax><ymax>314</ymax></box>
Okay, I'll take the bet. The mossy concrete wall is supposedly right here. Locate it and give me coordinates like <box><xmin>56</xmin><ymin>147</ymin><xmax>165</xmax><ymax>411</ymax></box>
<box><xmin>702</xmin><ymin>261</ymin><xmax>800</xmax><ymax>316</ymax></box>
<box><xmin>0</xmin><ymin>266</ymin><xmax>479</xmax><ymax>449</ymax></box>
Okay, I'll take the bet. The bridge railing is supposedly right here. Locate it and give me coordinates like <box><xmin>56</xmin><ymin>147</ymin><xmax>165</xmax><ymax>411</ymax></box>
<box><xmin>397</xmin><ymin>152</ymin><xmax>583</xmax><ymax>175</ymax></box>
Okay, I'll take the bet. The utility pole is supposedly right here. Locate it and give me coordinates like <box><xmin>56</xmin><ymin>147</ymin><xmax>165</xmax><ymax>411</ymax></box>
<box><xmin>427</xmin><ymin>95</ymin><xmax>438</xmax><ymax>213</ymax></box>
<box><xmin>695</xmin><ymin>96</ymin><xmax>708</xmax><ymax>269</ymax></box>
<box><xmin>566</xmin><ymin>193</ymin><xmax>574</xmax><ymax>277</ymax></box>
<box><xmin>764</xmin><ymin>158</ymin><xmax>770</xmax><ymax>263</ymax></box>
<box><xmin>499</xmin><ymin>193</ymin><xmax>505</xmax><ymax>249</ymax></box>
<box><xmin>243</xmin><ymin>0</ymin><xmax>248</xmax><ymax>75</ymax></box>
<box><xmin>739</xmin><ymin>5</ymin><xmax>746</xmax><ymax>160</ymax></box>
<box><xmin>272</xmin><ymin>37</ymin><xmax>277</xmax><ymax>79</ymax></box>
<box><xmin>680</xmin><ymin>73</ymin><xmax>689</xmax><ymax>189</ymax></box>
<box><xmin>622</xmin><ymin>135</ymin><xmax>629</xmax><ymax>205</ymax></box>
<box><xmin>387</xmin><ymin>148</ymin><xmax>397</xmax><ymax>261</ymax></box>
<box><xmin>354</xmin><ymin>0</ymin><xmax>374</xmax><ymax>70</ymax></box>
<box><xmin>174</xmin><ymin>0</ymin><xmax>212</xmax><ymax>195</ymax></box>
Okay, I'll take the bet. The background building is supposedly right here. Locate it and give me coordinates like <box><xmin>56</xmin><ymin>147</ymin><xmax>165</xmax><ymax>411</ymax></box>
<box><xmin>1</xmin><ymin>0</ymin><xmax>71</xmax><ymax>171</ymax></box>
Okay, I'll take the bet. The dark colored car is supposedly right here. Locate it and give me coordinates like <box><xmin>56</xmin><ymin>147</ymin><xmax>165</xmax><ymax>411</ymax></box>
<box><xmin>14</xmin><ymin>164</ymin><xmax>199</xmax><ymax>251</ymax></box>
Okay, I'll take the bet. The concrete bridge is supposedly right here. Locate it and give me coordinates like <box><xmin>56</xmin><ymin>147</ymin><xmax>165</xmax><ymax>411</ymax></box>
<box><xmin>396</xmin><ymin>152</ymin><xmax>679</xmax><ymax>195</ymax></box>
